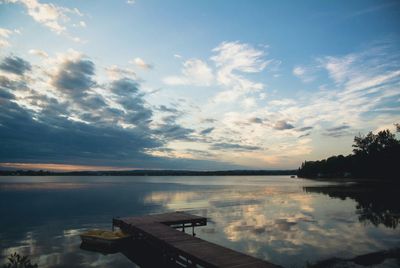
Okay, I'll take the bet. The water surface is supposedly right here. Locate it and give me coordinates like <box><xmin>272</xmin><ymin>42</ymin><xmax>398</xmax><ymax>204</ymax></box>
<box><xmin>0</xmin><ymin>176</ymin><xmax>399</xmax><ymax>267</ymax></box>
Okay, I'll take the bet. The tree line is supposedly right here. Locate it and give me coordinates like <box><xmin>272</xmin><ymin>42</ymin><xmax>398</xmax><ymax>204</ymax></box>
<box><xmin>298</xmin><ymin>124</ymin><xmax>400</xmax><ymax>180</ymax></box>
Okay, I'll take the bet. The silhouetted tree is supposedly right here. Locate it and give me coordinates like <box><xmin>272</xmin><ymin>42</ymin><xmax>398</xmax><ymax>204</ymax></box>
<box><xmin>298</xmin><ymin>126</ymin><xmax>400</xmax><ymax>180</ymax></box>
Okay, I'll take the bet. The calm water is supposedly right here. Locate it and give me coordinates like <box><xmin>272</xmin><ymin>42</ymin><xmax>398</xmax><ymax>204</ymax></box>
<box><xmin>0</xmin><ymin>176</ymin><xmax>399</xmax><ymax>267</ymax></box>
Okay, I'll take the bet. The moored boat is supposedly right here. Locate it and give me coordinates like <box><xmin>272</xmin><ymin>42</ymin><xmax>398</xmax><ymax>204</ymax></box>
<box><xmin>80</xmin><ymin>229</ymin><xmax>131</xmax><ymax>247</ymax></box>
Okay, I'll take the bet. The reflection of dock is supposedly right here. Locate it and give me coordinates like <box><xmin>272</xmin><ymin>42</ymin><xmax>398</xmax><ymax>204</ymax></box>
<box><xmin>113</xmin><ymin>211</ymin><xmax>281</xmax><ymax>268</ymax></box>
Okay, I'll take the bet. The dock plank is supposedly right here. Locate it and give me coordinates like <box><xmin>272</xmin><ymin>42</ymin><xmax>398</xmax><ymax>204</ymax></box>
<box><xmin>113</xmin><ymin>212</ymin><xmax>281</xmax><ymax>268</ymax></box>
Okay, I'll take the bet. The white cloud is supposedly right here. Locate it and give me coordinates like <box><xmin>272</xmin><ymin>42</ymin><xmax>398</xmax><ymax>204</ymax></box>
<box><xmin>320</xmin><ymin>55</ymin><xmax>356</xmax><ymax>84</ymax></box>
<box><xmin>210</xmin><ymin>41</ymin><xmax>269</xmax><ymax>103</ymax></box>
<box><xmin>29</xmin><ymin>49</ymin><xmax>49</xmax><ymax>58</ymax></box>
<box><xmin>126</xmin><ymin>0</ymin><xmax>135</xmax><ymax>5</ymax></box>
<box><xmin>211</xmin><ymin>41</ymin><xmax>268</xmax><ymax>86</ymax></box>
<box><xmin>269</xmin><ymin>99</ymin><xmax>296</xmax><ymax>107</ymax></box>
<box><xmin>79</xmin><ymin>21</ymin><xmax>86</xmax><ymax>28</ymax></box>
<box><xmin>292</xmin><ymin>66</ymin><xmax>315</xmax><ymax>83</ymax></box>
<box><xmin>0</xmin><ymin>28</ymin><xmax>12</xmax><ymax>38</ymax></box>
<box><xmin>241</xmin><ymin>97</ymin><xmax>257</xmax><ymax>109</ymax></box>
<box><xmin>105</xmin><ymin>65</ymin><xmax>136</xmax><ymax>80</ymax></box>
<box><xmin>5</xmin><ymin>0</ymin><xmax>83</xmax><ymax>34</ymax></box>
<box><xmin>0</xmin><ymin>39</ymin><xmax>10</xmax><ymax>48</ymax></box>
<box><xmin>130</xmin><ymin>57</ymin><xmax>153</xmax><ymax>69</ymax></box>
<box><xmin>0</xmin><ymin>27</ymin><xmax>12</xmax><ymax>47</ymax></box>
<box><xmin>163</xmin><ymin>58</ymin><xmax>213</xmax><ymax>86</ymax></box>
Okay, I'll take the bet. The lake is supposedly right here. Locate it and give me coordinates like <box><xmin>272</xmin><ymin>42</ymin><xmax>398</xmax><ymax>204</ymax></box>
<box><xmin>0</xmin><ymin>176</ymin><xmax>399</xmax><ymax>267</ymax></box>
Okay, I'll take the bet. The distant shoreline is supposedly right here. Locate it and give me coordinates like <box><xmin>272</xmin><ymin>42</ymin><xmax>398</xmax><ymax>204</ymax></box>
<box><xmin>0</xmin><ymin>169</ymin><xmax>297</xmax><ymax>176</ymax></box>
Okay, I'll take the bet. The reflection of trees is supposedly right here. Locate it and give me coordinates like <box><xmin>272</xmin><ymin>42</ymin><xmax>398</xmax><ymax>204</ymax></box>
<box><xmin>304</xmin><ymin>183</ymin><xmax>400</xmax><ymax>229</ymax></box>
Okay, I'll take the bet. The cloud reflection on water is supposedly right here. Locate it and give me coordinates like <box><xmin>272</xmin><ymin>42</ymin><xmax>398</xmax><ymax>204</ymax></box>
<box><xmin>142</xmin><ymin>183</ymin><xmax>400</xmax><ymax>266</ymax></box>
<box><xmin>1</xmin><ymin>177</ymin><xmax>399</xmax><ymax>267</ymax></box>
<box><xmin>1</xmin><ymin>227</ymin><xmax>134</xmax><ymax>268</ymax></box>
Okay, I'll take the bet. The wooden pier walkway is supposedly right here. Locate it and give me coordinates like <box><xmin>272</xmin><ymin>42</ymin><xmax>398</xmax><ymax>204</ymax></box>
<box><xmin>113</xmin><ymin>211</ymin><xmax>281</xmax><ymax>268</ymax></box>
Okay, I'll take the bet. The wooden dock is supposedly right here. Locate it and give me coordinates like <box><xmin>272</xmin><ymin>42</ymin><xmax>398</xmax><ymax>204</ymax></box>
<box><xmin>113</xmin><ymin>211</ymin><xmax>281</xmax><ymax>268</ymax></box>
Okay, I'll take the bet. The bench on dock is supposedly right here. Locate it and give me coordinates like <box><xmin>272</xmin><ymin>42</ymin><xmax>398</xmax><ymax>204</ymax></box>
<box><xmin>113</xmin><ymin>211</ymin><xmax>281</xmax><ymax>268</ymax></box>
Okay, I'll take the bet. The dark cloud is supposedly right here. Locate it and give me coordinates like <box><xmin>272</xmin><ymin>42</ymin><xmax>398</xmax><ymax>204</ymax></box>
<box><xmin>185</xmin><ymin>149</ymin><xmax>215</xmax><ymax>158</ymax></box>
<box><xmin>83</xmin><ymin>95</ymin><xmax>107</xmax><ymax>110</ymax></box>
<box><xmin>158</xmin><ymin>105</ymin><xmax>178</xmax><ymax>113</ymax></box>
<box><xmin>0</xmin><ymin>75</ymin><xmax>27</xmax><ymax>91</ymax></box>
<box><xmin>326</xmin><ymin>125</ymin><xmax>350</xmax><ymax>132</ymax></box>
<box><xmin>298</xmin><ymin>132</ymin><xmax>311</xmax><ymax>138</ymax></box>
<box><xmin>324</xmin><ymin>125</ymin><xmax>352</xmax><ymax>137</ymax></box>
<box><xmin>154</xmin><ymin>124</ymin><xmax>194</xmax><ymax>141</ymax></box>
<box><xmin>52</xmin><ymin>58</ymin><xmax>95</xmax><ymax>96</ymax></box>
<box><xmin>0</xmin><ymin>56</ymin><xmax>243</xmax><ymax>170</ymax></box>
<box><xmin>274</xmin><ymin>120</ymin><xmax>295</xmax><ymax>130</ymax></box>
<box><xmin>0</xmin><ymin>95</ymin><xmax>240</xmax><ymax>170</ymax></box>
<box><xmin>200</xmin><ymin>127</ymin><xmax>214</xmax><ymax>135</ymax></box>
<box><xmin>0</xmin><ymin>96</ymin><xmax>160</xmax><ymax>164</ymax></box>
<box><xmin>0</xmin><ymin>56</ymin><xmax>31</xmax><ymax>75</ymax></box>
<box><xmin>0</xmin><ymin>89</ymin><xmax>14</xmax><ymax>100</ymax></box>
<box><xmin>110</xmin><ymin>78</ymin><xmax>139</xmax><ymax>96</ymax></box>
<box><xmin>211</xmin><ymin>142</ymin><xmax>261</xmax><ymax>151</ymax></box>
<box><xmin>202</xmin><ymin>118</ymin><xmax>217</xmax><ymax>123</ymax></box>
<box><xmin>298</xmin><ymin>126</ymin><xmax>313</xmax><ymax>131</ymax></box>
<box><xmin>249</xmin><ymin>117</ymin><xmax>263</xmax><ymax>124</ymax></box>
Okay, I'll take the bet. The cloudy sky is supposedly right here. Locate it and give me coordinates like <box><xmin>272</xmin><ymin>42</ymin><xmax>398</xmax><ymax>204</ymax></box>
<box><xmin>0</xmin><ymin>0</ymin><xmax>399</xmax><ymax>171</ymax></box>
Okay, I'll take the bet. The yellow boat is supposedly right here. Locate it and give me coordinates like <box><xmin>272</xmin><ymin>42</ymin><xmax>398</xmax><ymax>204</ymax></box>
<box><xmin>80</xmin><ymin>229</ymin><xmax>131</xmax><ymax>247</ymax></box>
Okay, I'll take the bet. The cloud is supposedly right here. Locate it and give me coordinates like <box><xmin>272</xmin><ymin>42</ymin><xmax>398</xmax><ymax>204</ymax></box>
<box><xmin>298</xmin><ymin>126</ymin><xmax>313</xmax><ymax>132</ymax></box>
<box><xmin>158</xmin><ymin>105</ymin><xmax>178</xmax><ymax>113</ymax></box>
<box><xmin>212</xmin><ymin>41</ymin><xmax>267</xmax><ymax>78</ymax></box>
<box><xmin>347</xmin><ymin>2</ymin><xmax>400</xmax><ymax>18</ymax></box>
<box><xmin>0</xmin><ymin>56</ymin><xmax>32</xmax><ymax>75</ymax></box>
<box><xmin>293</xmin><ymin>66</ymin><xmax>315</xmax><ymax>83</ymax></box>
<box><xmin>109</xmin><ymin>78</ymin><xmax>139</xmax><ymax>96</ymax></box>
<box><xmin>298</xmin><ymin>132</ymin><xmax>311</xmax><ymax>138</ymax></box>
<box><xmin>0</xmin><ymin>75</ymin><xmax>27</xmax><ymax>91</ymax></box>
<box><xmin>0</xmin><ymin>54</ymin><xmax>243</xmax><ymax>170</ymax></box>
<box><xmin>0</xmin><ymin>28</ymin><xmax>12</xmax><ymax>38</ymax></box>
<box><xmin>105</xmin><ymin>65</ymin><xmax>136</xmax><ymax>80</ymax></box>
<box><xmin>51</xmin><ymin>56</ymin><xmax>95</xmax><ymax>97</ymax></box>
<box><xmin>107</xmin><ymin>78</ymin><xmax>154</xmax><ymax>128</ymax></box>
<box><xmin>130</xmin><ymin>57</ymin><xmax>153</xmax><ymax>70</ymax></box>
<box><xmin>211</xmin><ymin>41</ymin><xmax>268</xmax><ymax>103</ymax></box>
<box><xmin>126</xmin><ymin>0</ymin><xmax>135</xmax><ymax>5</ymax></box>
<box><xmin>163</xmin><ymin>58</ymin><xmax>213</xmax><ymax>86</ymax></box>
<box><xmin>0</xmin><ymin>39</ymin><xmax>10</xmax><ymax>48</ymax></box>
<box><xmin>277</xmin><ymin>39</ymin><xmax>400</xmax><ymax>143</ymax></box>
<box><xmin>268</xmin><ymin>98</ymin><xmax>297</xmax><ymax>107</ymax></box>
<box><xmin>211</xmin><ymin>142</ymin><xmax>261</xmax><ymax>151</ymax></box>
<box><xmin>0</xmin><ymin>97</ymin><xmax>160</xmax><ymax>166</ymax></box>
<box><xmin>326</xmin><ymin>125</ymin><xmax>351</xmax><ymax>132</ymax></box>
<box><xmin>200</xmin><ymin>127</ymin><xmax>214</xmax><ymax>135</ymax></box>
<box><xmin>274</xmin><ymin>120</ymin><xmax>295</xmax><ymax>130</ymax></box>
<box><xmin>5</xmin><ymin>0</ymin><xmax>83</xmax><ymax>37</ymax></box>
<box><xmin>29</xmin><ymin>49</ymin><xmax>49</xmax><ymax>58</ymax></box>
<box><xmin>241</xmin><ymin>97</ymin><xmax>257</xmax><ymax>109</ymax></box>
<box><xmin>320</xmin><ymin>55</ymin><xmax>356</xmax><ymax>84</ymax></box>
<box><xmin>249</xmin><ymin>117</ymin><xmax>263</xmax><ymax>124</ymax></box>
<box><xmin>0</xmin><ymin>28</ymin><xmax>12</xmax><ymax>47</ymax></box>
<box><xmin>323</xmin><ymin>125</ymin><xmax>352</xmax><ymax>138</ymax></box>
<box><xmin>153</xmin><ymin>114</ymin><xmax>194</xmax><ymax>141</ymax></box>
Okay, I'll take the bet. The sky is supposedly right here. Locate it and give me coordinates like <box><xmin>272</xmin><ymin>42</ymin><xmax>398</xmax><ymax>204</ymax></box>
<box><xmin>0</xmin><ymin>0</ymin><xmax>399</xmax><ymax>171</ymax></box>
